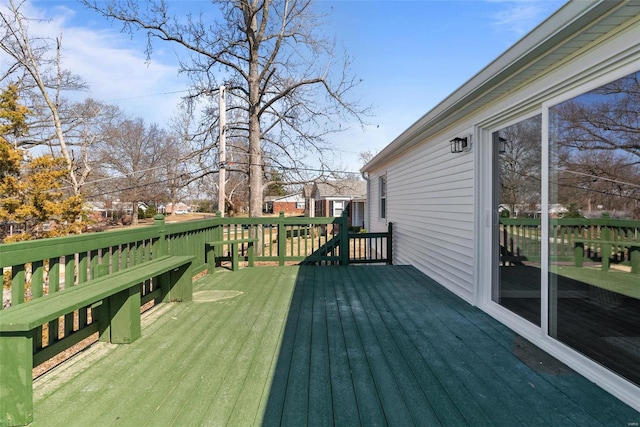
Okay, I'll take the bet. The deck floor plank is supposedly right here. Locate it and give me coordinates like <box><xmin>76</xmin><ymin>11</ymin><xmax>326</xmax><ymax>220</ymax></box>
<box><xmin>324</xmin><ymin>267</ymin><xmax>361</xmax><ymax>426</ymax></box>
<box><xmin>279</xmin><ymin>266</ymin><xmax>314</xmax><ymax>426</ymax></box>
<box><xmin>364</xmin><ymin>266</ymin><xmax>498</xmax><ymax>425</ymax></box>
<box><xmin>329</xmin><ymin>267</ymin><xmax>389</xmax><ymax>426</ymax></box>
<box><xmin>168</xmin><ymin>267</ymin><xmax>290</xmax><ymax>426</ymax></box>
<box><xmin>31</xmin><ymin>265</ymin><xmax>639</xmax><ymax>426</ymax></box>
<box><xmin>307</xmin><ymin>265</ymin><xmax>334</xmax><ymax>427</ymax></box>
<box><xmin>351</xmin><ymin>266</ymin><xmax>471</xmax><ymax>425</ymax></box>
<box><xmin>344</xmin><ymin>266</ymin><xmax>443</xmax><ymax>426</ymax></box>
<box><xmin>401</xmin><ymin>265</ymin><xmax>634</xmax><ymax>424</ymax></box>
<box><xmin>339</xmin><ymin>265</ymin><xmax>419</xmax><ymax>426</ymax></box>
<box><xmin>203</xmin><ymin>268</ymin><xmax>296</xmax><ymax>426</ymax></box>
<box><xmin>383</xmin><ymin>266</ymin><xmax>564</xmax><ymax>425</ymax></box>
<box><xmin>108</xmin><ymin>270</ymin><xmax>271</xmax><ymax>426</ymax></box>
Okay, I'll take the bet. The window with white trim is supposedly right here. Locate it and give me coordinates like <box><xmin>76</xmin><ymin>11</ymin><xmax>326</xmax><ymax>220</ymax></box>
<box><xmin>379</xmin><ymin>175</ymin><xmax>387</xmax><ymax>219</ymax></box>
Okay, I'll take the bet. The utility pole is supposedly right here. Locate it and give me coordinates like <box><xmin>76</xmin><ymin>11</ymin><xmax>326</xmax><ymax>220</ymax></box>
<box><xmin>218</xmin><ymin>85</ymin><xmax>226</xmax><ymax>217</ymax></box>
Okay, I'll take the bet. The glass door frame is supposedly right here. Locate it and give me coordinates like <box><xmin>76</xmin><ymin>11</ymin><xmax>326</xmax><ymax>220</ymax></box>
<box><xmin>477</xmin><ymin>111</ymin><xmax>547</xmax><ymax>339</ymax></box>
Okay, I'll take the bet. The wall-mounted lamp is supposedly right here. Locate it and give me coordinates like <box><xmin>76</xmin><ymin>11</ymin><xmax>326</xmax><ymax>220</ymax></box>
<box><xmin>498</xmin><ymin>137</ymin><xmax>508</xmax><ymax>154</ymax></box>
<box><xmin>450</xmin><ymin>135</ymin><xmax>472</xmax><ymax>153</ymax></box>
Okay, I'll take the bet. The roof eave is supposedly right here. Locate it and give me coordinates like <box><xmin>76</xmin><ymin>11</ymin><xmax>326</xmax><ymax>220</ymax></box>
<box><xmin>361</xmin><ymin>0</ymin><xmax>619</xmax><ymax>173</ymax></box>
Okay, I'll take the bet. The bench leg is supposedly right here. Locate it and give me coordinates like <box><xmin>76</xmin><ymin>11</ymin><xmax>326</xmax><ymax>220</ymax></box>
<box><xmin>602</xmin><ymin>243</ymin><xmax>611</xmax><ymax>271</ymax></box>
<box><xmin>206</xmin><ymin>244</ymin><xmax>216</xmax><ymax>275</ymax></box>
<box><xmin>168</xmin><ymin>263</ymin><xmax>193</xmax><ymax>302</ymax></box>
<box><xmin>231</xmin><ymin>243</ymin><xmax>239</xmax><ymax>271</ymax></box>
<box><xmin>108</xmin><ymin>287</ymin><xmax>141</xmax><ymax>344</ymax></box>
<box><xmin>0</xmin><ymin>332</ymin><xmax>34</xmax><ymax>426</ymax></box>
<box><xmin>574</xmin><ymin>242</ymin><xmax>584</xmax><ymax>267</ymax></box>
<box><xmin>247</xmin><ymin>242</ymin><xmax>254</xmax><ymax>267</ymax></box>
<box><xmin>631</xmin><ymin>246</ymin><xmax>640</xmax><ymax>274</ymax></box>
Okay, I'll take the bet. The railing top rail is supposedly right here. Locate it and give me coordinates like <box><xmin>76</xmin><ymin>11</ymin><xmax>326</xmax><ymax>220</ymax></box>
<box><xmin>1</xmin><ymin>213</ymin><xmax>363</xmax><ymax>269</ymax></box>
<box><xmin>349</xmin><ymin>232</ymin><xmax>389</xmax><ymax>238</ymax></box>
<box><xmin>0</xmin><ymin>226</ymin><xmax>161</xmax><ymax>268</ymax></box>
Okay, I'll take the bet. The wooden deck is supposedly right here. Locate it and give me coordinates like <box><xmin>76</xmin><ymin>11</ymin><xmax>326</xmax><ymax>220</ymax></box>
<box><xmin>32</xmin><ymin>265</ymin><xmax>638</xmax><ymax>426</ymax></box>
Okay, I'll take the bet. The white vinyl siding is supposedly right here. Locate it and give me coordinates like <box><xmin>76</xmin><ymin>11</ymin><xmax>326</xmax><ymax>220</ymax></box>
<box><xmin>368</xmin><ymin>133</ymin><xmax>475</xmax><ymax>302</ymax></box>
<box><xmin>362</xmin><ymin>4</ymin><xmax>640</xmax><ymax>410</ymax></box>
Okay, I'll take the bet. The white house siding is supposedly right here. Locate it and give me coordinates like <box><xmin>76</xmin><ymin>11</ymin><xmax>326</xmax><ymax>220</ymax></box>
<box><xmin>368</xmin><ymin>129</ymin><xmax>475</xmax><ymax>303</ymax></box>
<box><xmin>362</xmin><ymin>2</ymin><xmax>640</xmax><ymax>411</ymax></box>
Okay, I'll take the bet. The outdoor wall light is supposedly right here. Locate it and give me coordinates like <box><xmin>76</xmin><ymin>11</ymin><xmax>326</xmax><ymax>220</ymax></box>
<box><xmin>450</xmin><ymin>135</ymin><xmax>472</xmax><ymax>153</ymax></box>
<box><xmin>498</xmin><ymin>136</ymin><xmax>508</xmax><ymax>154</ymax></box>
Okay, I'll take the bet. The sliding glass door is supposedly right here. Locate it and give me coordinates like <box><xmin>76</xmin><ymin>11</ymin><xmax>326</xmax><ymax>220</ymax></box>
<box><xmin>548</xmin><ymin>70</ymin><xmax>640</xmax><ymax>386</ymax></box>
<box><xmin>492</xmin><ymin>115</ymin><xmax>542</xmax><ymax>326</ymax></box>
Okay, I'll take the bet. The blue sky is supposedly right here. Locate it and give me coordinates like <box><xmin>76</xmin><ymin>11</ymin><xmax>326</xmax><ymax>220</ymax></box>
<box><xmin>22</xmin><ymin>0</ymin><xmax>566</xmax><ymax>172</ymax></box>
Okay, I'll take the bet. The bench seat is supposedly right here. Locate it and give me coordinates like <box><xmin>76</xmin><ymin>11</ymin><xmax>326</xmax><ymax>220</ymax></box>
<box><xmin>0</xmin><ymin>255</ymin><xmax>194</xmax><ymax>332</ymax></box>
<box><xmin>0</xmin><ymin>255</ymin><xmax>194</xmax><ymax>426</ymax></box>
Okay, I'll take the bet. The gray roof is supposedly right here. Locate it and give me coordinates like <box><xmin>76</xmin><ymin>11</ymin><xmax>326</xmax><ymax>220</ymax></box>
<box><xmin>314</xmin><ymin>180</ymin><xmax>366</xmax><ymax>199</ymax></box>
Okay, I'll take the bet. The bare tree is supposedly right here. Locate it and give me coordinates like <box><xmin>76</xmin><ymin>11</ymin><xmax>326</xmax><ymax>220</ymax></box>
<box><xmin>358</xmin><ymin>149</ymin><xmax>376</xmax><ymax>166</ymax></box>
<box><xmin>553</xmin><ymin>72</ymin><xmax>640</xmax><ymax>162</ymax></box>
<box><xmin>81</xmin><ymin>0</ymin><xmax>368</xmax><ymax>217</ymax></box>
<box><xmin>93</xmin><ymin>119</ymin><xmax>173</xmax><ymax>225</ymax></box>
<box><xmin>0</xmin><ymin>0</ymin><xmax>88</xmax><ymax>195</ymax></box>
<box><xmin>497</xmin><ymin>115</ymin><xmax>542</xmax><ymax>216</ymax></box>
<box><xmin>551</xmin><ymin>70</ymin><xmax>640</xmax><ymax>218</ymax></box>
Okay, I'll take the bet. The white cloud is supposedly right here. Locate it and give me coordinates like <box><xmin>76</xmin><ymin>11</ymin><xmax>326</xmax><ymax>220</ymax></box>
<box><xmin>4</xmin><ymin>1</ymin><xmax>188</xmax><ymax>126</ymax></box>
<box><xmin>489</xmin><ymin>1</ymin><xmax>562</xmax><ymax>36</ymax></box>
<box><xmin>61</xmin><ymin>26</ymin><xmax>187</xmax><ymax>123</ymax></box>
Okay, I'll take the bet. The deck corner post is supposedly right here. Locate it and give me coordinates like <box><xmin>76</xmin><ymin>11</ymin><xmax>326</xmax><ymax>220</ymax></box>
<box><xmin>387</xmin><ymin>222</ymin><xmax>393</xmax><ymax>265</ymax></box>
<box><xmin>0</xmin><ymin>331</ymin><xmax>34</xmax><ymax>426</ymax></box>
<box><xmin>154</xmin><ymin>214</ymin><xmax>168</xmax><ymax>256</ymax></box>
<box><xmin>340</xmin><ymin>212</ymin><xmax>349</xmax><ymax>265</ymax></box>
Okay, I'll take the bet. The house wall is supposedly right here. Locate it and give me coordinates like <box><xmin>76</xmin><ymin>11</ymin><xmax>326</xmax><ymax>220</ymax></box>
<box><xmin>367</xmin><ymin>127</ymin><xmax>475</xmax><ymax>303</ymax></box>
<box><xmin>365</xmin><ymin>8</ymin><xmax>640</xmax><ymax>411</ymax></box>
<box><xmin>272</xmin><ymin>201</ymin><xmax>304</xmax><ymax>215</ymax></box>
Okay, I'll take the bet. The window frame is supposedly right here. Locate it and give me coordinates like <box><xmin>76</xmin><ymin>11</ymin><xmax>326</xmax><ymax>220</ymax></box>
<box><xmin>379</xmin><ymin>174</ymin><xmax>387</xmax><ymax>219</ymax></box>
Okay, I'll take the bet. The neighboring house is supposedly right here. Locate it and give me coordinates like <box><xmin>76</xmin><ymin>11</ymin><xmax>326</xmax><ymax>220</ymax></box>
<box><xmin>361</xmin><ymin>1</ymin><xmax>639</xmax><ymax>411</ymax></box>
<box><xmin>165</xmin><ymin>202</ymin><xmax>190</xmax><ymax>214</ymax></box>
<box><xmin>86</xmin><ymin>201</ymin><xmax>148</xmax><ymax>218</ymax></box>
<box><xmin>312</xmin><ymin>180</ymin><xmax>366</xmax><ymax>228</ymax></box>
<box><xmin>264</xmin><ymin>193</ymin><xmax>306</xmax><ymax>215</ymax></box>
<box><xmin>110</xmin><ymin>201</ymin><xmax>148</xmax><ymax>215</ymax></box>
<box><xmin>85</xmin><ymin>201</ymin><xmax>108</xmax><ymax>219</ymax></box>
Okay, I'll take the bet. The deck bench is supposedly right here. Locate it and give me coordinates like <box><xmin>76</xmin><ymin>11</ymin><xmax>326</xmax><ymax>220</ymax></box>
<box><xmin>574</xmin><ymin>239</ymin><xmax>639</xmax><ymax>273</ymax></box>
<box><xmin>206</xmin><ymin>238</ymin><xmax>258</xmax><ymax>273</ymax></box>
<box><xmin>0</xmin><ymin>255</ymin><xmax>194</xmax><ymax>426</ymax></box>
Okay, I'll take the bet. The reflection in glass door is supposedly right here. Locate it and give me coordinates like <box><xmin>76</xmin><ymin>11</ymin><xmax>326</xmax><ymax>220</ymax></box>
<box><xmin>492</xmin><ymin>115</ymin><xmax>542</xmax><ymax>326</ymax></box>
<box><xmin>548</xmin><ymin>70</ymin><xmax>640</xmax><ymax>386</ymax></box>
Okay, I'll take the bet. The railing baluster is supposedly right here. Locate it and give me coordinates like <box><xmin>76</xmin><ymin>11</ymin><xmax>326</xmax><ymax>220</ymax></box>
<box><xmin>49</xmin><ymin>257</ymin><xmax>60</xmax><ymax>294</ymax></box>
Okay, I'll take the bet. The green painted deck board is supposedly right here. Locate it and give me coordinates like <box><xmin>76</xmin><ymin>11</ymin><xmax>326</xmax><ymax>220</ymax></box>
<box><xmin>31</xmin><ymin>265</ymin><xmax>638</xmax><ymax>426</ymax></box>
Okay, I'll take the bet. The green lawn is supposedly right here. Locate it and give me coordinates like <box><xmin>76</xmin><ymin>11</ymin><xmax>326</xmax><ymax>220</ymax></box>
<box><xmin>551</xmin><ymin>265</ymin><xmax>640</xmax><ymax>299</ymax></box>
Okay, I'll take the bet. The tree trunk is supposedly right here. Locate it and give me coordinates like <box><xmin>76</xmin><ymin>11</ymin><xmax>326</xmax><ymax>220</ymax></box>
<box><xmin>132</xmin><ymin>201</ymin><xmax>139</xmax><ymax>225</ymax></box>
<box><xmin>247</xmin><ymin>7</ymin><xmax>263</xmax><ymax>219</ymax></box>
